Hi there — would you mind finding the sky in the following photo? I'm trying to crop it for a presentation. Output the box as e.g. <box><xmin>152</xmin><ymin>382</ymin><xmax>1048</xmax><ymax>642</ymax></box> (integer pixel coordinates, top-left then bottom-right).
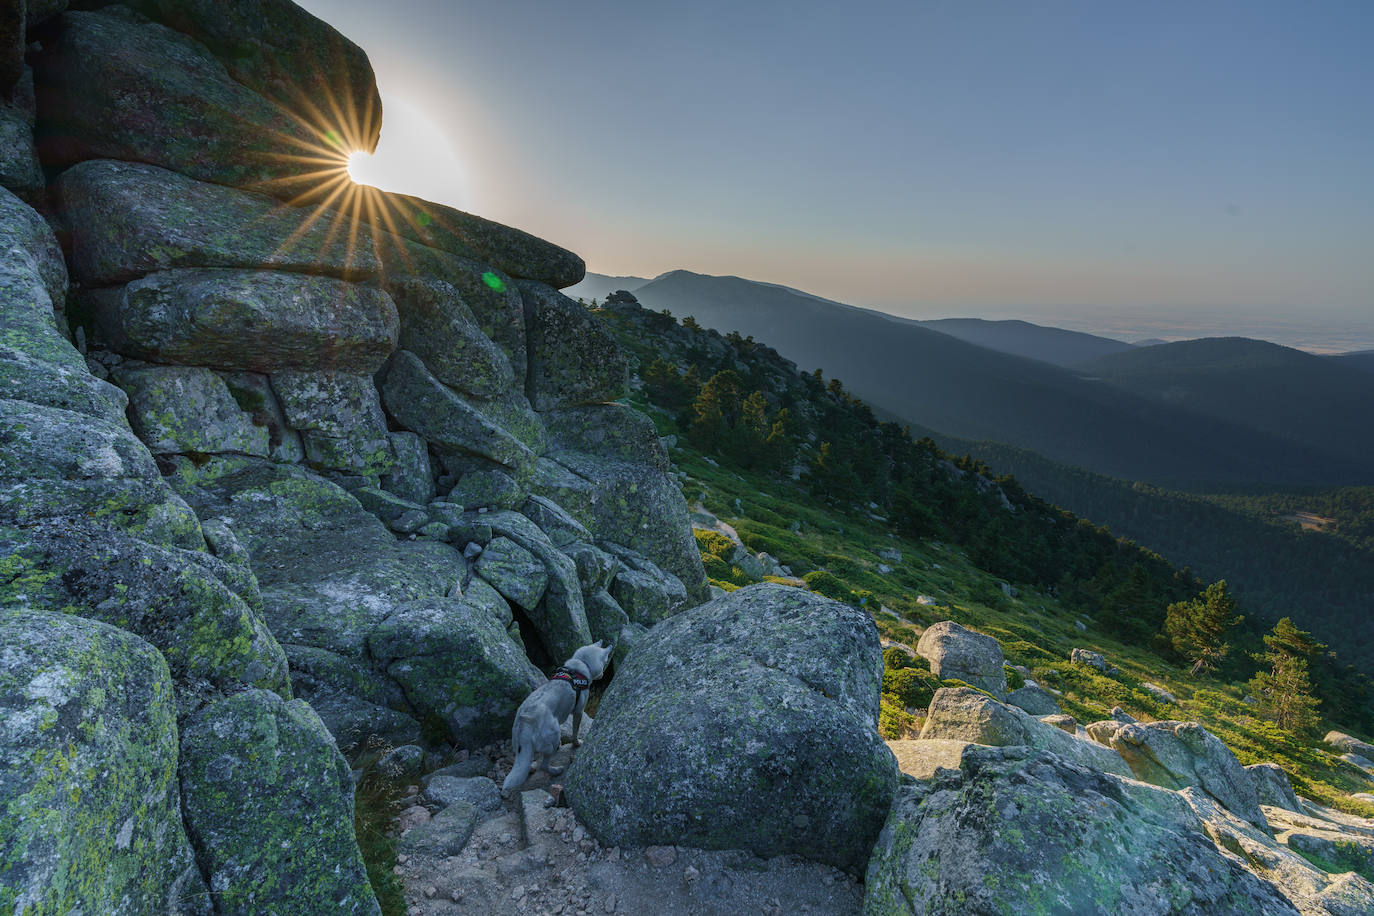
<box><xmin>300</xmin><ymin>1</ymin><xmax>1374</xmax><ymax>351</ymax></box>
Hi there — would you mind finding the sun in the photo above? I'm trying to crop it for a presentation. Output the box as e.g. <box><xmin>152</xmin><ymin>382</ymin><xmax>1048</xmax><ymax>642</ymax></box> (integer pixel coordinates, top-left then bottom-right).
<box><xmin>340</xmin><ymin>95</ymin><xmax>470</xmax><ymax>208</ymax></box>
<box><xmin>346</xmin><ymin>149</ymin><xmax>382</xmax><ymax>188</ymax></box>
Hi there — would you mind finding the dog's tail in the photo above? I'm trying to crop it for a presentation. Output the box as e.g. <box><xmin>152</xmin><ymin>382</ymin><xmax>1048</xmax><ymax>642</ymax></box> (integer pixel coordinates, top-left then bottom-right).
<box><xmin>503</xmin><ymin>734</ymin><xmax>533</xmax><ymax>792</ymax></box>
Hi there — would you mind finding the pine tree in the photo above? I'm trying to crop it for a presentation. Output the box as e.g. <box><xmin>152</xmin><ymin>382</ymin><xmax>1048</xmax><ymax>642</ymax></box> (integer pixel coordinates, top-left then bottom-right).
<box><xmin>688</xmin><ymin>370</ymin><xmax>742</xmax><ymax>451</ymax></box>
<box><xmin>1248</xmin><ymin>617</ymin><xmax>1322</xmax><ymax>736</ymax></box>
<box><xmin>1163</xmin><ymin>580</ymin><xmax>1242</xmax><ymax>675</ymax></box>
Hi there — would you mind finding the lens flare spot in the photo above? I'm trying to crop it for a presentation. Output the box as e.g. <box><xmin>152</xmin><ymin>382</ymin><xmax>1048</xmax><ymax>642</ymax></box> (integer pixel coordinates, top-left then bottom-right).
<box><xmin>482</xmin><ymin>271</ymin><xmax>506</xmax><ymax>292</ymax></box>
<box><xmin>416</xmin><ymin>210</ymin><xmax>432</xmax><ymax>227</ymax></box>
<box><xmin>324</xmin><ymin>129</ymin><xmax>344</xmax><ymax>149</ymax></box>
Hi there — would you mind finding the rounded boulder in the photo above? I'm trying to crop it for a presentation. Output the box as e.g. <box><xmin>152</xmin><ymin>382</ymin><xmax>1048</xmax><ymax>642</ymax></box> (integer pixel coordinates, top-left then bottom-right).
<box><xmin>563</xmin><ymin>583</ymin><xmax>897</xmax><ymax>872</ymax></box>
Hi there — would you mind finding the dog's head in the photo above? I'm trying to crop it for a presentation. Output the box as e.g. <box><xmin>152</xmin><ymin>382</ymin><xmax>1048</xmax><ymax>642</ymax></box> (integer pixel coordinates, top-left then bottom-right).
<box><xmin>571</xmin><ymin>640</ymin><xmax>614</xmax><ymax>680</ymax></box>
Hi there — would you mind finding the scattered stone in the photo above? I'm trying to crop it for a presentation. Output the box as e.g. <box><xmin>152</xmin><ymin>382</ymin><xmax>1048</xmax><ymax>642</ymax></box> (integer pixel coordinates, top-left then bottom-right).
<box><xmin>1071</xmin><ymin>647</ymin><xmax>1109</xmax><ymax>670</ymax></box>
<box><xmin>1142</xmin><ymin>681</ymin><xmax>1179</xmax><ymax>705</ymax></box>
<box><xmin>644</xmin><ymin>846</ymin><xmax>678</xmax><ymax>868</ymax></box>
<box><xmin>915</xmin><ymin>621</ymin><xmax>1006</xmax><ymax>699</ymax></box>
<box><xmin>476</xmin><ymin>536</ymin><xmax>549</xmax><ymax>609</ymax></box>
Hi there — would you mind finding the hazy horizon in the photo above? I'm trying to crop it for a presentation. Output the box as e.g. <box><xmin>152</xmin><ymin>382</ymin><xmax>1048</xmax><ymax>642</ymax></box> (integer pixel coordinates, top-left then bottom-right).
<box><xmin>571</xmin><ymin>267</ymin><xmax>1374</xmax><ymax>355</ymax></box>
<box><xmin>301</xmin><ymin>0</ymin><xmax>1373</xmax><ymax>348</ymax></box>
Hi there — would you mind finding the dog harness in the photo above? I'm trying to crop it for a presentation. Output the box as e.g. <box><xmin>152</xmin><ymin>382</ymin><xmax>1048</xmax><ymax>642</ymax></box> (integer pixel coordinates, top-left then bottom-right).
<box><xmin>551</xmin><ymin>666</ymin><xmax>591</xmax><ymax>693</ymax></box>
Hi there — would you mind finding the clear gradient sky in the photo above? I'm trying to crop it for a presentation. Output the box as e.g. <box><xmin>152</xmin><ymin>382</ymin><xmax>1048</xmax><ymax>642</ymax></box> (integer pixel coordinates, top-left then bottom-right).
<box><xmin>300</xmin><ymin>0</ymin><xmax>1374</xmax><ymax>348</ymax></box>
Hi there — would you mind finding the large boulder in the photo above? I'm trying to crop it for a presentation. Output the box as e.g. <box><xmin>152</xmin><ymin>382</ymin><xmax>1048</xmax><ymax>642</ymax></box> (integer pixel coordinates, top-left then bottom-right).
<box><xmin>0</xmin><ymin>518</ymin><xmax>289</xmax><ymax>704</ymax></box>
<box><xmin>53</xmin><ymin>159</ymin><xmax>445</xmax><ymax>286</ymax></box>
<box><xmin>519</xmin><ymin>280</ymin><xmax>627</xmax><ymax>409</ymax></box>
<box><xmin>378</xmin><ymin>350</ymin><xmax>540</xmax><ymax>476</ymax></box>
<box><xmin>474</xmin><ymin>536</ymin><xmax>548</xmax><ymax>610</ymax></box>
<box><xmin>367</xmin><ymin>597</ymin><xmax>542</xmax><ymax>746</ymax></box>
<box><xmin>178</xmin><ymin>689</ymin><xmax>379</xmax><ymax>915</ymax></box>
<box><xmin>534</xmin><ymin>451</ymin><xmax>708</xmax><ymax>603</ymax></box>
<box><xmin>864</xmin><ymin>745</ymin><xmax>1300</xmax><ymax>916</ymax></box>
<box><xmin>270</xmin><ymin>370</ymin><xmax>393</xmax><ymax>475</ymax></box>
<box><xmin>114</xmin><ymin>0</ymin><xmax>382</xmax><ymax>153</ymax></box>
<box><xmin>919</xmin><ymin>687</ymin><xmax>1132</xmax><ymax>778</ymax></box>
<box><xmin>0</xmin><ymin>609</ymin><xmax>209</xmax><ymax>915</ymax></box>
<box><xmin>1326</xmin><ymin>731</ymin><xmax>1374</xmax><ymax>760</ymax></box>
<box><xmin>178</xmin><ymin>461</ymin><xmax>461</xmax><ymax>658</ymax></box>
<box><xmin>1006</xmin><ymin>682</ymin><xmax>1061</xmax><ymax>716</ymax></box>
<box><xmin>1247</xmin><ymin>762</ymin><xmax>1304</xmax><ymax>814</ymax></box>
<box><xmin>90</xmin><ymin>269</ymin><xmax>399</xmax><ymax>373</ymax></box>
<box><xmin>564</xmin><ymin>584</ymin><xmax>897</xmax><ymax>872</ymax></box>
<box><xmin>115</xmin><ymin>365</ymin><xmax>270</xmax><ymax>457</ymax></box>
<box><xmin>32</xmin><ymin>9</ymin><xmax>331</xmax><ymax>195</ymax></box>
<box><xmin>1086</xmin><ymin>719</ymin><xmax>1266</xmax><ymax>829</ymax></box>
<box><xmin>371</xmin><ymin>194</ymin><xmax>584</xmax><ymax>289</ymax></box>
<box><xmin>0</xmin><ymin>69</ymin><xmax>43</xmax><ymax>199</ymax></box>
<box><xmin>472</xmin><ymin>509</ymin><xmax>591</xmax><ymax>662</ymax></box>
<box><xmin>385</xmin><ymin>275</ymin><xmax>515</xmax><ymax>399</ymax></box>
<box><xmin>915</xmin><ymin>620</ymin><xmax>1007</xmax><ymax>699</ymax></box>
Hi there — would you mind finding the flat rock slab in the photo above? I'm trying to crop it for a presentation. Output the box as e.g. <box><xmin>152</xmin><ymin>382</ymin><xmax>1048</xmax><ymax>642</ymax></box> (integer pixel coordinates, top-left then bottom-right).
<box><xmin>93</xmin><ymin>268</ymin><xmax>398</xmax><ymax>373</ymax></box>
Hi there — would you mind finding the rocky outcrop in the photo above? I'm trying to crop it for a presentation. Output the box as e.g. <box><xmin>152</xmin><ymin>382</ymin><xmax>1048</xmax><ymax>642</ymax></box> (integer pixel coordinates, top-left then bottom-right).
<box><xmin>1</xmin><ymin>609</ymin><xmax>209</xmax><ymax>914</ymax></box>
<box><xmin>915</xmin><ymin>620</ymin><xmax>1006</xmax><ymax>698</ymax></box>
<box><xmin>920</xmin><ymin>686</ymin><xmax>1133</xmax><ymax>778</ymax></box>
<box><xmin>865</xmin><ymin>745</ymin><xmax>1300</xmax><ymax>916</ymax></box>
<box><xmin>179</xmin><ymin>689</ymin><xmax>379</xmax><ymax>915</ymax></box>
<box><xmin>1326</xmin><ymin>731</ymin><xmax>1374</xmax><ymax>760</ymax></box>
<box><xmin>1248</xmin><ymin>762</ymin><xmax>1304</xmax><ymax>814</ymax></box>
<box><xmin>564</xmin><ymin>584</ymin><xmax>897</xmax><ymax>872</ymax></box>
<box><xmin>1086</xmin><ymin>719</ymin><xmax>1266</xmax><ymax>829</ymax></box>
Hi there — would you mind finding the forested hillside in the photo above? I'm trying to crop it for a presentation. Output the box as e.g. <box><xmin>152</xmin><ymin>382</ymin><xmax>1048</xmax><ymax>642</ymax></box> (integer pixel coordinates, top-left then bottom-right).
<box><xmin>950</xmin><ymin>440</ymin><xmax>1374</xmax><ymax>676</ymax></box>
<box><xmin>594</xmin><ymin>294</ymin><xmax>1374</xmax><ymax>737</ymax></box>
<box><xmin>618</xmin><ymin>270</ymin><xmax>1369</xmax><ymax>488</ymax></box>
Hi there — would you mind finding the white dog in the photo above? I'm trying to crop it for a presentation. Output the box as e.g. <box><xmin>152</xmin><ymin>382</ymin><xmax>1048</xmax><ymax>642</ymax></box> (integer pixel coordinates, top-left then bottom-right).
<box><xmin>502</xmin><ymin>641</ymin><xmax>613</xmax><ymax>792</ymax></box>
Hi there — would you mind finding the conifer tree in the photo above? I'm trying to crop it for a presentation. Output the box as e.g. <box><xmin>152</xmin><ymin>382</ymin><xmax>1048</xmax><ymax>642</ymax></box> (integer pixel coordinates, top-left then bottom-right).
<box><xmin>1248</xmin><ymin>617</ymin><xmax>1322</xmax><ymax>736</ymax></box>
<box><xmin>1163</xmin><ymin>580</ymin><xmax>1242</xmax><ymax>675</ymax></box>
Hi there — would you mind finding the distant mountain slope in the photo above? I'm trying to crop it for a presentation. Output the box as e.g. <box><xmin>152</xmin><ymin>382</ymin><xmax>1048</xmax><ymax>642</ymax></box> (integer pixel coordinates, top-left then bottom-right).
<box><xmin>629</xmin><ymin>270</ymin><xmax>1369</xmax><ymax>488</ymax></box>
<box><xmin>1078</xmin><ymin>338</ymin><xmax>1374</xmax><ymax>475</ymax></box>
<box><xmin>1331</xmin><ymin>350</ymin><xmax>1374</xmax><ymax>374</ymax></box>
<box><xmin>913</xmin><ymin>317</ymin><xmax>1134</xmax><ymax>367</ymax></box>
<box><xmin>562</xmin><ymin>272</ymin><xmax>649</xmax><ymax>303</ymax></box>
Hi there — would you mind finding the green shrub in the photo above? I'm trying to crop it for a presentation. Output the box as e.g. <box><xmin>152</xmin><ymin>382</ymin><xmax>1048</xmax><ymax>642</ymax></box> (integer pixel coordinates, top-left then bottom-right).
<box><xmin>883</xmin><ymin>647</ymin><xmax>913</xmax><ymax>670</ymax></box>
<box><xmin>803</xmin><ymin>570</ymin><xmax>855</xmax><ymax>604</ymax></box>
<box><xmin>693</xmin><ymin>528</ymin><xmax>736</xmax><ymax>559</ymax></box>
<box><xmin>884</xmin><ymin>667</ymin><xmax>942</xmax><ymax>709</ymax></box>
<box><xmin>879</xmin><ymin>694</ymin><xmax>919</xmax><ymax>739</ymax></box>
<box><xmin>1004</xmin><ymin>664</ymin><xmax>1026</xmax><ymax>691</ymax></box>
<box><xmin>708</xmin><ymin>578</ymin><xmax>740</xmax><ymax>592</ymax></box>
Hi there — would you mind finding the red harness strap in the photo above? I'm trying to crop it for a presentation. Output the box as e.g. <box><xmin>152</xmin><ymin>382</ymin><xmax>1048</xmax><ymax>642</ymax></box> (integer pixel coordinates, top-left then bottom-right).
<box><xmin>551</xmin><ymin>666</ymin><xmax>591</xmax><ymax>692</ymax></box>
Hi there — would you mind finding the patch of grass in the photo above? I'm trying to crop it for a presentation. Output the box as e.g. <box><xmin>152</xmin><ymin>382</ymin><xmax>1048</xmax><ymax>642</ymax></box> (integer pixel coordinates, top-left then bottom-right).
<box><xmin>352</xmin><ymin>746</ymin><xmax>408</xmax><ymax>916</ymax></box>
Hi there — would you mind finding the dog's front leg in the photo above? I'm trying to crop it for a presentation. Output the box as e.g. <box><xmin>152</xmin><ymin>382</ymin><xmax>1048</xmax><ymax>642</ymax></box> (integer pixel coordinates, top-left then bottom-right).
<box><xmin>571</xmin><ymin>695</ymin><xmax>586</xmax><ymax>747</ymax></box>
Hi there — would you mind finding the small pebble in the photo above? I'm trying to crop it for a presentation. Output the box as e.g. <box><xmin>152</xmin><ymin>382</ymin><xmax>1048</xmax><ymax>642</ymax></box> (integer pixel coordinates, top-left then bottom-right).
<box><xmin>423</xmin><ymin>885</ymin><xmax>436</xmax><ymax>899</ymax></box>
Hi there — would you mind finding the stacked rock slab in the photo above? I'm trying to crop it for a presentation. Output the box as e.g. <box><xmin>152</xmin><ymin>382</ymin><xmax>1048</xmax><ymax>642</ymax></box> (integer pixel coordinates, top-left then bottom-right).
<box><xmin>5</xmin><ymin>0</ymin><xmax>711</xmax><ymax>910</ymax></box>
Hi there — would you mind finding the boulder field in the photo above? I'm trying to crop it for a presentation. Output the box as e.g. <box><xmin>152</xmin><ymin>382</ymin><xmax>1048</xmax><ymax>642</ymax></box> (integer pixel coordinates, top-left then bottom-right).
<box><xmin>6</xmin><ymin>2</ymin><xmax>1374</xmax><ymax>915</ymax></box>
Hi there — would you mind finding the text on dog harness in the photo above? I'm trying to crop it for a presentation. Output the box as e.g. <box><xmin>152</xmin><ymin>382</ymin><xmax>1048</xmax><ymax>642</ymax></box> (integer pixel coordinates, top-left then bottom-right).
<box><xmin>551</xmin><ymin>666</ymin><xmax>591</xmax><ymax>693</ymax></box>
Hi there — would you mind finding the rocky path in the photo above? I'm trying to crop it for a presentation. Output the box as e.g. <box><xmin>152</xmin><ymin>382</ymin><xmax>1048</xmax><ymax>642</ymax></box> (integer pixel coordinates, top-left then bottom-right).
<box><xmin>389</xmin><ymin>739</ymin><xmax>864</xmax><ymax>916</ymax></box>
